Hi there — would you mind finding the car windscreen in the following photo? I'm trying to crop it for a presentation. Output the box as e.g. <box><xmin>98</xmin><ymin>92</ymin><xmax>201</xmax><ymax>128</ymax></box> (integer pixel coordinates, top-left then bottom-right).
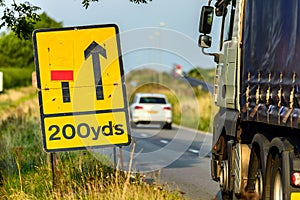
<box><xmin>139</xmin><ymin>97</ymin><xmax>166</xmax><ymax>104</ymax></box>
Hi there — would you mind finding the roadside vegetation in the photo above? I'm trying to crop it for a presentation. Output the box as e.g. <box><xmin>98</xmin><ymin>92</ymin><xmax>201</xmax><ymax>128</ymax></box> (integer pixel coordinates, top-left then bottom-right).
<box><xmin>0</xmin><ymin>68</ymin><xmax>215</xmax><ymax>199</ymax></box>
<box><xmin>0</xmin><ymin>13</ymin><xmax>63</xmax><ymax>90</ymax></box>
<box><xmin>0</xmin><ymin>11</ymin><xmax>215</xmax><ymax>199</ymax></box>
<box><xmin>0</xmin><ymin>88</ymin><xmax>183</xmax><ymax>199</ymax></box>
<box><xmin>187</xmin><ymin>67</ymin><xmax>215</xmax><ymax>84</ymax></box>
<box><xmin>126</xmin><ymin>68</ymin><xmax>217</xmax><ymax>132</ymax></box>
<box><xmin>0</xmin><ymin>70</ymin><xmax>215</xmax><ymax>199</ymax></box>
<box><xmin>0</xmin><ymin>68</ymin><xmax>33</xmax><ymax>89</ymax></box>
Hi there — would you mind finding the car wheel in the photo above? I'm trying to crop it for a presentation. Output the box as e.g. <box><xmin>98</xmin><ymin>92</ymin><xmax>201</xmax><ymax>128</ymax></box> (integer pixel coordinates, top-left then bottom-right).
<box><xmin>131</xmin><ymin>121</ymin><xmax>137</xmax><ymax>128</ymax></box>
<box><xmin>163</xmin><ymin>123</ymin><xmax>172</xmax><ymax>129</ymax></box>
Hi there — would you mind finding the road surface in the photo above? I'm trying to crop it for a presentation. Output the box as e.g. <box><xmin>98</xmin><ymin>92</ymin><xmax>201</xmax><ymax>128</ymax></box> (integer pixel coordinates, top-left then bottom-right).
<box><xmin>96</xmin><ymin>124</ymin><xmax>219</xmax><ymax>200</ymax></box>
<box><xmin>182</xmin><ymin>76</ymin><xmax>214</xmax><ymax>93</ymax></box>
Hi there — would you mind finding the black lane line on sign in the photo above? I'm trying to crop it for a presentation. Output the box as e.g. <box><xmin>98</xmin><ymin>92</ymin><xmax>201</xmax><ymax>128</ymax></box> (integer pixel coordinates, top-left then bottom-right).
<box><xmin>42</xmin><ymin>108</ymin><xmax>126</xmax><ymax>118</ymax></box>
<box><xmin>84</xmin><ymin>41</ymin><xmax>107</xmax><ymax>100</ymax></box>
<box><xmin>61</xmin><ymin>82</ymin><xmax>71</xmax><ymax>103</ymax></box>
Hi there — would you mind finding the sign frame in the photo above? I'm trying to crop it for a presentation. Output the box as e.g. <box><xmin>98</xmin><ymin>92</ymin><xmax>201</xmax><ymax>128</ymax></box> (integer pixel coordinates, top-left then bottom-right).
<box><xmin>33</xmin><ymin>24</ymin><xmax>131</xmax><ymax>152</ymax></box>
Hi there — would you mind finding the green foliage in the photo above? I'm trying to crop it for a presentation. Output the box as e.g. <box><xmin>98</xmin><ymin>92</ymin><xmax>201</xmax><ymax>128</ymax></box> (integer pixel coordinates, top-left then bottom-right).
<box><xmin>0</xmin><ymin>34</ymin><xmax>34</xmax><ymax>69</ymax></box>
<box><xmin>0</xmin><ymin>0</ymin><xmax>151</xmax><ymax>40</ymax></box>
<box><xmin>0</xmin><ymin>13</ymin><xmax>63</xmax><ymax>90</ymax></box>
<box><xmin>187</xmin><ymin>67</ymin><xmax>215</xmax><ymax>84</ymax></box>
<box><xmin>0</xmin><ymin>12</ymin><xmax>62</xmax><ymax>72</ymax></box>
<box><xmin>0</xmin><ymin>1</ymin><xmax>40</xmax><ymax>40</ymax></box>
<box><xmin>34</xmin><ymin>12</ymin><xmax>63</xmax><ymax>30</ymax></box>
<box><xmin>82</xmin><ymin>0</ymin><xmax>99</xmax><ymax>9</ymax></box>
<box><xmin>129</xmin><ymin>0</ymin><xmax>152</xmax><ymax>4</ymax></box>
<box><xmin>0</xmin><ymin>114</ymin><xmax>44</xmax><ymax>188</ymax></box>
<box><xmin>0</xmin><ymin>67</ymin><xmax>33</xmax><ymax>89</ymax></box>
<box><xmin>198</xmin><ymin>116</ymin><xmax>211</xmax><ymax>132</ymax></box>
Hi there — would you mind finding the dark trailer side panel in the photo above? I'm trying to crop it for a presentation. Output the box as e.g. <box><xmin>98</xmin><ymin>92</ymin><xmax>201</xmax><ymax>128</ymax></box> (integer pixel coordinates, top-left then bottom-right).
<box><xmin>242</xmin><ymin>0</ymin><xmax>300</xmax><ymax>128</ymax></box>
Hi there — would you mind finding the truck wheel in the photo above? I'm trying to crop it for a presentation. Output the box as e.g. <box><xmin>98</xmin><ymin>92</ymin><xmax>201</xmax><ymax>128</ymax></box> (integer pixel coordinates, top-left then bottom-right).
<box><xmin>219</xmin><ymin>160</ymin><xmax>239</xmax><ymax>199</ymax></box>
<box><xmin>215</xmin><ymin>190</ymin><xmax>232</xmax><ymax>200</ymax></box>
<box><xmin>255</xmin><ymin>169</ymin><xmax>263</xmax><ymax>199</ymax></box>
<box><xmin>216</xmin><ymin>190</ymin><xmax>233</xmax><ymax>200</ymax></box>
<box><xmin>219</xmin><ymin>192</ymin><xmax>231</xmax><ymax>200</ymax></box>
<box><xmin>220</xmin><ymin>160</ymin><xmax>229</xmax><ymax>192</ymax></box>
<box><xmin>218</xmin><ymin>191</ymin><xmax>239</xmax><ymax>200</ymax></box>
<box><xmin>270</xmin><ymin>154</ymin><xmax>283</xmax><ymax>200</ymax></box>
<box><xmin>247</xmin><ymin>146</ymin><xmax>263</xmax><ymax>199</ymax></box>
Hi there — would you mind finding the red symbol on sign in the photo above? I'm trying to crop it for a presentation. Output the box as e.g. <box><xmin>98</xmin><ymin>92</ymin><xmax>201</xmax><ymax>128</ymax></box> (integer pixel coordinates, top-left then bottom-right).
<box><xmin>51</xmin><ymin>70</ymin><xmax>74</xmax><ymax>81</ymax></box>
<box><xmin>51</xmin><ymin>70</ymin><xmax>74</xmax><ymax>103</ymax></box>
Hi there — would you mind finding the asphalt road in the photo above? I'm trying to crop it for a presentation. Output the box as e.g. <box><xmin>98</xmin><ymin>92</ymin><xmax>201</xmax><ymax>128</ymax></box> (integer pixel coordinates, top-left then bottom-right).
<box><xmin>183</xmin><ymin>76</ymin><xmax>214</xmax><ymax>93</ymax></box>
<box><xmin>96</xmin><ymin>124</ymin><xmax>219</xmax><ymax>200</ymax></box>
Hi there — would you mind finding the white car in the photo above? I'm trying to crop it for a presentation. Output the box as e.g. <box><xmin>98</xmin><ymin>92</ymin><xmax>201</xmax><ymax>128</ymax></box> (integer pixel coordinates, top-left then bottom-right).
<box><xmin>130</xmin><ymin>93</ymin><xmax>172</xmax><ymax>129</ymax></box>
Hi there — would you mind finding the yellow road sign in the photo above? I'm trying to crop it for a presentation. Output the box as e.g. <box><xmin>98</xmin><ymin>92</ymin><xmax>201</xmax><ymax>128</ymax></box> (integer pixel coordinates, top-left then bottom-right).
<box><xmin>33</xmin><ymin>24</ymin><xmax>131</xmax><ymax>152</ymax></box>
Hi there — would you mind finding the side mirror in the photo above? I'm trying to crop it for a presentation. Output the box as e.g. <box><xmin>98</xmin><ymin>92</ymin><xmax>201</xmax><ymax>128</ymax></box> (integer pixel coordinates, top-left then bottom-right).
<box><xmin>198</xmin><ymin>35</ymin><xmax>212</xmax><ymax>48</ymax></box>
<box><xmin>199</xmin><ymin>6</ymin><xmax>214</xmax><ymax>34</ymax></box>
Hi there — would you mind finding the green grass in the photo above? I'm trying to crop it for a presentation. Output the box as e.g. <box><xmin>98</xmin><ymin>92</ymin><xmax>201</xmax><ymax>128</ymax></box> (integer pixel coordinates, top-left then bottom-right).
<box><xmin>0</xmin><ymin>87</ymin><xmax>37</xmax><ymax>114</ymax></box>
<box><xmin>0</xmin><ymin>66</ymin><xmax>217</xmax><ymax>198</ymax></box>
<box><xmin>0</xmin><ymin>112</ymin><xmax>184</xmax><ymax>199</ymax></box>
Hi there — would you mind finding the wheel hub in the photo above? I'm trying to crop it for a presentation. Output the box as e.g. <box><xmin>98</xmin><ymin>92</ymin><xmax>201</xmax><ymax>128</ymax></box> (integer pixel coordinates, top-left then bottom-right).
<box><xmin>255</xmin><ymin>169</ymin><xmax>263</xmax><ymax>199</ymax></box>
<box><xmin>273</xmin><ymin>169</ymin><xmax>283</xmax><ymax>200</ymax></box>
<box><xmin>220</xmin><ymin>160</ymin><xmax>229</xmax><ymax>192</ymax></box>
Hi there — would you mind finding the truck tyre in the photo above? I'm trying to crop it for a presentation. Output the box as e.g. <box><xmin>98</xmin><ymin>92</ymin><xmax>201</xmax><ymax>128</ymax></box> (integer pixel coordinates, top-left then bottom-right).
<box><xmin>270</xmin><ymin>154</ymin><xmax>283</xmax><ymax>200</ymax></box>
<box><xmin>220</xmin><ymin>160</ymin><xmax>229</xmax><ymax>192</ymax></box>
<box><xmin>220</xmin><ymin>192</ymin><xmax>239</xmax><ymax>200</ymax></box>
<box><xmin>254</xmin><ymin>169</ymin><xmax>263</xmax><ymax>200</ymax></box>
<box><xmin>215</xmin><ymin>190</ymin><xmax>232</xmax><ymax>200</ymax></box>
<box><xmin>220</xmin><ymin>192</ymin><xmax>231</xmax><ymax>200</ymax></box>
<box><xmin>216</xmin><ymin>191</ymin><xmax>232</xmax><ymax>200</ymax></box>
<box><xmin>246</xmin><ymin>145</ymin><xmax>263</xmax><ymax>199</ymax></box>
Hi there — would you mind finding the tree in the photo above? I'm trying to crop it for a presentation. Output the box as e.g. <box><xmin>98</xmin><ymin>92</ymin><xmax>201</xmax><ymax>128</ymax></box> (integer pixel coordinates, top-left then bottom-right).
<box><xmin>0</xmin><ymin>1</ymin><xmax>40</xmax><ymax>40</ymax></box>
<box><xmin>0</xmin><ymin>0</ymin><xmax>152</xmax><ymax>40</ymax></box>
<box><xmin>0</xmin><ymin>12</ymin><xmax>63</xmax><ymax>69</ymax></box>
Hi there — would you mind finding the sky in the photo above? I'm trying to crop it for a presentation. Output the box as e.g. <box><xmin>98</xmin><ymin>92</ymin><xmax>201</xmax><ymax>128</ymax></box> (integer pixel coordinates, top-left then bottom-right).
<box><xmin>26</xmin><ymin>0</ymin><xmax>218</xmax><ymax>73</ymax></box>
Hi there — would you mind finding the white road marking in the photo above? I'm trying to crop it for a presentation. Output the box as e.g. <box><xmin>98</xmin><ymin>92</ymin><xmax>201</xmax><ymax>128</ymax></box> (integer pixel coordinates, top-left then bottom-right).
<box><xmin>188</xmin><ymin>149</ymin><xmax>199</xmax><ymax>154</ymax></box>
<box><xmin>140</xmin><ymin>133</ymin><xmax>148</xmax><ymax>138</ymax></box>
<box><xmin>160</xmin><ymin>139</ymin><xmax>169</xmax><ymax>144</ymax></box>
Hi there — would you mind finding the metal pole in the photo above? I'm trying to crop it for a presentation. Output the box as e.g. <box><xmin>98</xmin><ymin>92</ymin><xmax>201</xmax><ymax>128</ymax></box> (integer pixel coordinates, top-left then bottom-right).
<box><xmin>119</xmin><ymin>147</ymin><xmax>124</xmax><ymax>172</ymax></box>
<box><xmin>113</xmin><ymin>147</ymin><xmax>117</xmax><ymax>170</ymax></box>
<box><xmin>50</xmin><ymin>152</ymin><xmax>58</xmax><ymax>188</ymax></box>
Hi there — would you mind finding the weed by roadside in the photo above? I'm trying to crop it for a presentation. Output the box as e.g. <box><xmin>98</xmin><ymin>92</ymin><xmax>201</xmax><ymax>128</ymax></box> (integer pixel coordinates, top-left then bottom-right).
<box><xmin>0</xmin><ymin>112</ymin><xmax>184</xmax><ymax>200</ymax></box>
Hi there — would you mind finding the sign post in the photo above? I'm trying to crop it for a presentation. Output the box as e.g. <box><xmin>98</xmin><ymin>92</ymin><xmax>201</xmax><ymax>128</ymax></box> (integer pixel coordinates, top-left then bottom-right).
<box><xmin>33</xmin><ymin>24</ymin><xmax>131</xmax><ymax>152</ymax></box>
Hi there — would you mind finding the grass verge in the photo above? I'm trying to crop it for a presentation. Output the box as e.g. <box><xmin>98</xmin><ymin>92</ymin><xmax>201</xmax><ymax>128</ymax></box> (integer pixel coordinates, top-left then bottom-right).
<box><xmin>0</xmin><ymin>111</ymin><xmax>184</xmax><ymax>199</ymax></box>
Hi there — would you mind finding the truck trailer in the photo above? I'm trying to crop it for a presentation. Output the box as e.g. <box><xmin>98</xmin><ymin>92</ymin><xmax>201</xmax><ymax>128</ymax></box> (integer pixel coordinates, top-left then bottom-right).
<box><xmin>199</xmin><ymin>0</ymin><xmax>300</xmax><ymax>199</ymax></box>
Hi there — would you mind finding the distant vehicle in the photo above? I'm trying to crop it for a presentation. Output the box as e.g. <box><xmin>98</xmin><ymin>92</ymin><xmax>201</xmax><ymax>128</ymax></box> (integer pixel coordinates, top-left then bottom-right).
<box><xmin>130</xmin><ymin>93</ymin><xmax>172</xmax><ymax>129</ymax></box>
<box><xmin>172</xmin><ymin>64</ymin><xmax>183</xmax><ymax>77</ymax></box>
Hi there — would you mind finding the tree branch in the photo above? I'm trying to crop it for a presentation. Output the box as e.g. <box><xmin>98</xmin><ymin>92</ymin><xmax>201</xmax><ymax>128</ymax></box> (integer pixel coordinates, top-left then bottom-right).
<box><xmin>0</xmin><ymin>0</ymin><xmax>153</xmax><ymax>40</ymax></box>
<box><xmin>129</xmin><ymin>0</ymin><xmax>152</xmax><ymax>4</ymax></box>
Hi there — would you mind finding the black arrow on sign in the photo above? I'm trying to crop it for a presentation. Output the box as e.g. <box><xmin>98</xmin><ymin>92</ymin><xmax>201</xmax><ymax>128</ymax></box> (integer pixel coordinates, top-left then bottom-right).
<box><xmin>84</xmin><ymin>41</ymin><xmax>107</xmax><ymax>100</ymax></box>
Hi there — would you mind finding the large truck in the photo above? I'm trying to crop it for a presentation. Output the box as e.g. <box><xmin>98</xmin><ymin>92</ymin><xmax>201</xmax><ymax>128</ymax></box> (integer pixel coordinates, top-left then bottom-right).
<box><xmin>199</xmin><ymin>0</ymin><xmax>300</xmax><ymax>199</ymax></box>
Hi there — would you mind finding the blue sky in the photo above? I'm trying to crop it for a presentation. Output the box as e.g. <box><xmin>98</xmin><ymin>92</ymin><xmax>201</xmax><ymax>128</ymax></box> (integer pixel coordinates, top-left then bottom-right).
<box><xmin>28</xmin><ymin>0</ymin><xmax>217</xmax><ymax>73</ymax></box>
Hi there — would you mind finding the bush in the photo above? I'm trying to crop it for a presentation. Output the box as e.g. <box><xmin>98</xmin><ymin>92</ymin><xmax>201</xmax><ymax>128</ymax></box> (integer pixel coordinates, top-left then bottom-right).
<box><xmin>0</xmin><ymin>67</ymin><xmax>33</xmax><ymax>90</ymax></box>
